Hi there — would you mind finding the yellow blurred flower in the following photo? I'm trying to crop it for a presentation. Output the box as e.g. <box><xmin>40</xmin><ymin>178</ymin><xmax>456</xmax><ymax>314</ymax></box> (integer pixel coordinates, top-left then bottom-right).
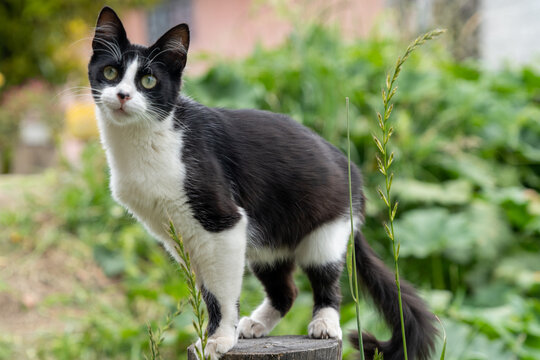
<box><xmin>65</xmin><ymin>102</ymin><xmax>98</xmax><ymax>139</ymax></box>
<box><xmin>0</xmin><ymin>72</ymin><xmax>5</xmax><ymax>88</ymax></box>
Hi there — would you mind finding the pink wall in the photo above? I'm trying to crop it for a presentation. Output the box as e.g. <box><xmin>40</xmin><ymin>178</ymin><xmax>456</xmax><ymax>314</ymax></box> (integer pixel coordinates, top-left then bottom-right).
<box><xmin>75</xmin><ymin>2</ymin><xmax>383</xmax><ymax>82</ymax></box>
<box><xmin>123</xmin><ymin>0</ymin><xmax>383</xmax><ymax>73</ymax></box>
<box><xmin>190</xmin><ymin>0</ymin><xmax>383</xmax><ymax>57</ymax></box>
<box><xmin>122</xmin><ymin>10</ymin><xmax>148</xmax><ymax>45</ymax></box>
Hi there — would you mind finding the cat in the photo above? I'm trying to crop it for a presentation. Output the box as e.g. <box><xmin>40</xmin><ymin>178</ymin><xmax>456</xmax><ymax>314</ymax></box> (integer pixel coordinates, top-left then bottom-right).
<box><xmin>88</xmin><ymin>6</ymin><xmax>437</xmax><ymax>360</ymax></box>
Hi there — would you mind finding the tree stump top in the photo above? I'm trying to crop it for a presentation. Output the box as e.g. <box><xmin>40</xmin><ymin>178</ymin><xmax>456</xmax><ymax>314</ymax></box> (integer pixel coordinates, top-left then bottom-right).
<box><xmin>187</xmin><ymin>335</ymin><xmax>342</xmax><ymax>359</ymax></box>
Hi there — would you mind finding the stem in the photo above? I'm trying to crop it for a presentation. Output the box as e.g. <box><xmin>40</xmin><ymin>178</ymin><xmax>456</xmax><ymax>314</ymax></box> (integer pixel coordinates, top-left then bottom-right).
<box><xmin>346</xmin><ymin>97</ymin><xmax>365</xmax><ymax>360</ymax></box>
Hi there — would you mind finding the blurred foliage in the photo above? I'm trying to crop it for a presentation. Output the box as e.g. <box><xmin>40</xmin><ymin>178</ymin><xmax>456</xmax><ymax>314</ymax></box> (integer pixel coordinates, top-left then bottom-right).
<box><xmin>1</xmin><ymin>23</ymin><xmax>539</xmax><ymax>360</ymax></box>
<box><xmin>0</xmin><ymin>0</ymin><xmax>157</xmax><ymax>91</ymax></box>
<box><xmin>0</xmin><ymin>81</ymin><xmax>63</xmax><ymax>173</ymax></box>
<box><xmin>188</xmin><ymin>23</ymin><xmax>540</xmax><ymax>359</ymax></box>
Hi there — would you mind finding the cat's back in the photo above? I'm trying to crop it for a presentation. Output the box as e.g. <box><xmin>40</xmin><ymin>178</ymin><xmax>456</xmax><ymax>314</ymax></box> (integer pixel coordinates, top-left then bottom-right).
<box><xmin>174</xmin><ymin>99</ymin><xmax>363</xmax><ymax>246</ymax></box>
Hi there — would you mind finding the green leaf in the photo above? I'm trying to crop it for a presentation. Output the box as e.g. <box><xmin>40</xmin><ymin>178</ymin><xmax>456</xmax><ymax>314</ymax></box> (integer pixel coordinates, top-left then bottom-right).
<box><xmin>384</xmin><ymin>222</ymin><xmax>393</xmax><ymax>240</ymax></box>
<box><xmin>376</xmin><ymin>155</ymin><xmax>386</xmax><ymax>175</ymax></box>
<box><xmin>394</xmin><ymin>201</ymin><xmax>511</xmax><ymax>262</ymax></box>
<box><xmin>392</xmin><ymin>179</ymin><xmax>473</xmax><ymax>205</ymax></box>
<box><xmin>388</xmin><ymin>86</ymin><xmax>398</xmax><ymax>102</ymax></box>
<box><xmin>377</xmin><ymin>187</ymin><xmax>390</xmax><ymax>207</ymax></box>
<box><xmin>387</xmin><ymin>151</ymin><xmax>394</xmax><ymax>168</ymax></box>
<box><xmin>373</xmin><ymin>135</ymin><xmax>384</xmax><ymax>154</ymax></box>
<box><xmin>437</xmin><ymin>319</ymin><xmax>513</xmax><ymax>360</ymax></box>
<box><xmin>377</xmin><ymin>112</ymin><xmax>384</xmax><ymax>130</ymax></box>
<box><xmin>391</xmin><ymin>201</ymin><xmax>399</xmax><ymax>220</ymax></box>
<box><xmin>387</xmin><ymin>126</ymin><xmax>394</xmax><ymax>139</ymax></box>
<box><xmin>385</xmin><ymin>104</ymin><xmax>394</xmax><ymax>120</ymax></box>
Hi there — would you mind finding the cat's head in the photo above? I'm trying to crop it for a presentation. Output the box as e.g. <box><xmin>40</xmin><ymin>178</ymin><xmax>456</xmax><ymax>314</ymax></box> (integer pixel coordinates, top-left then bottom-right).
<box><xmin>88</xmin><ymin>7</ymin><xmax>189</xmax><ymax>126</ymax></box>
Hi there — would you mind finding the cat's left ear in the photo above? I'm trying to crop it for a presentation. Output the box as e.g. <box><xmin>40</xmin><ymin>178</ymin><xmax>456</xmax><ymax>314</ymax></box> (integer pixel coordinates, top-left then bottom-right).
<box><xmin>149</xmin><ymin>24</ymin><xmax>190</xmax><ymax>72</ymax></box>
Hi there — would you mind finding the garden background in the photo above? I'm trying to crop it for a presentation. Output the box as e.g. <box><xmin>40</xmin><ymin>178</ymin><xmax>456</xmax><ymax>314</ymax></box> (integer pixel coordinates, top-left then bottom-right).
<box><xmin>0</xmin><ymin>1</ymin><xmax>539</xmax><ymax>359</ymax></box>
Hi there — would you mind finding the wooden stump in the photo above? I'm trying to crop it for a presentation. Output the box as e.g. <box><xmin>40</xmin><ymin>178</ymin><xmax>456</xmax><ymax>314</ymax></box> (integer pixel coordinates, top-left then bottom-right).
<box><xmin>187</xmin><ymin>335</ymin><xmax>342</xmax><ymax>359</ymax></box>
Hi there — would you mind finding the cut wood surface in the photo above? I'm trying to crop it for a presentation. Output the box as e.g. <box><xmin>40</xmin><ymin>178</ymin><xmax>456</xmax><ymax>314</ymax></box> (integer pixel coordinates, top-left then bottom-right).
<box><xmin>187</xmin><ymin>335</ymin><xmax>342</xmax><ymax>359</ymax></box>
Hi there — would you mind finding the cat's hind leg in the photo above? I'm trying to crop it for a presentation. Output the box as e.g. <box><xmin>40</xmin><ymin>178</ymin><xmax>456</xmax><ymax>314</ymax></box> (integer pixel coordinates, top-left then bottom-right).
<box><xmin>302</xmin><ymin>262</ymin><xmax>344</xmax><ymax>339</ymax></box>
<box><xmin>296</xmin><ymin>218</ymin><xmax>350</xmax><ymax>340</ymax></box>
<box><xmin>237</xmin><ymin>259</ymin><xmax>297</xmax><ymax>338</ymax></box>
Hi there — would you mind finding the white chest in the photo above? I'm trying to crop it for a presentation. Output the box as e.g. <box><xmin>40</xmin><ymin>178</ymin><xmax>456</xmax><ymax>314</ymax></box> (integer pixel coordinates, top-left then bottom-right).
<box><xmin>97</xmin><ymin>112</ymin><xmax>195</xmax><ymax>254</ymax></box>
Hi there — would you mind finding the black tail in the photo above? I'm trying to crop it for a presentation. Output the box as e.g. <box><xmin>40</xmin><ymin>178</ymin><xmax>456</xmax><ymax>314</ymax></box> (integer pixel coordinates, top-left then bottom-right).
<box><xmin>349</xmin><ymin>231</ymin><xmax>438</xmax><ymax>360</ymax></box>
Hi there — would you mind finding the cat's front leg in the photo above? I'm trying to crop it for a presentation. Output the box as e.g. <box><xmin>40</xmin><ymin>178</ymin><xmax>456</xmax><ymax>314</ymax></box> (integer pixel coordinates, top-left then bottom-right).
<box><xmin>189</xmin><ymin>214</ymin><xmax>248</xmax><ymax>360</ymax></box>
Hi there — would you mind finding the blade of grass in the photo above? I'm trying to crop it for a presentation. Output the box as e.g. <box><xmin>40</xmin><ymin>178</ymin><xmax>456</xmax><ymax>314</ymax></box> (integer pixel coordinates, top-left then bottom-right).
<box><xmin>346</xmin><ymin>97</ymin><xmax>365</xmax><ymax>360</ymax></box>
<box><xmin>436</xmin><ymin>316</ymin><xmax>447</xmax><ymax>360</ymax></box>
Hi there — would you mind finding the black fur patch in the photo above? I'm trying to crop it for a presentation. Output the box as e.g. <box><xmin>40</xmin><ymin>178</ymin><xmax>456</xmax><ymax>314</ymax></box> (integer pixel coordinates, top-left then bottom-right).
<box><xmin>250</xmin><ymin>260</ymin><xmax>298</xmax><ymax>317</ymax></box>
<box><xmin>303</xmin><ymin>262</ymin><xmax>344</xmax><ymax>314</ymax></box>
<box><xmin>174</xmin><ymin>97</ymin><xmax>365</xmax><ymax>239</ymax></box>
<box><xmin>201</xmin><ymin>285</ymin><xmax>221</xmax><ymax>337</ymax></box>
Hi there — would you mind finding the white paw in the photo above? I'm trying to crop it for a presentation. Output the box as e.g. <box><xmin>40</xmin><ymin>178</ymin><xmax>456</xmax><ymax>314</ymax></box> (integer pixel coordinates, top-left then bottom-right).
<box><xmin>195</xmin><ymin>335</ymin><xmax>236</xmax><ymax>360</ymax></box>
<box><xmin>308</xmin><ymin>317</ymin><xmax>342</xmax><ymax>340</ymax></box>
<box><xmin>237</xmin><ymin>316</ymin><xmax>270</xmax><ymax>338</ymax></box>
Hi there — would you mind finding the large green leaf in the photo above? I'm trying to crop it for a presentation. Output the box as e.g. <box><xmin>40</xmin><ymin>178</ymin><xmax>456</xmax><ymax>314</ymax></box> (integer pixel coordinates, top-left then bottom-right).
<box><xmin>395</xmin><ymin>201</ymin><xmax>511</xmax><ymax>263</ymax></box>
<box><xmin>393</xmin><ymin>179</ymin><xmax>472</xmax><ymax>205</ymax></box>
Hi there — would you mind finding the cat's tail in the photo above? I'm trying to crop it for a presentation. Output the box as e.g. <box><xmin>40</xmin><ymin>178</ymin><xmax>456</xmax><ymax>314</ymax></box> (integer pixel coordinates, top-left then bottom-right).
<box><xmin>349</xmin><ymin>231</ymin><xmax>438</xmax><ymax>360</ymax></box>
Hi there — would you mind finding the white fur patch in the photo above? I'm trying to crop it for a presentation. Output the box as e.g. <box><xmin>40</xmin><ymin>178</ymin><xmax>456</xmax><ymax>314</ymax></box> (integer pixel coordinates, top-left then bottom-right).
<box><xmin>247</xmin><ymin>217</ymin><xmax>357</xmax><ymax>268</ymax></box>
<box><xmin>116</xmin><ymin>59</ymin><xmax>138</xmax><ymax>96</ymax></box>
<box><xmin>195</xmin><ymin>335</ymin><xmax>236</xmax><ymax>360</ymax></box>
<box><xmin>97</xmin><ymin>109</ymin><xmax>188</xmax><ymax>261</ymax></box>
<box><xmin>237</xmin><ymin>298</ymin><xmax>281</xmax><ymax>338</ymax></box>
<box><xmin>246</xmin><ymin>246</ymin><xmax>292</xmax><ymax>266</ymax></box>
<box><xmin>308</xmin><ymin>307</ymin><xmax>342</xmax><ymax>339</ymax></box>
<box><xmin>295</xmin><ymin>217</ymin><xmax>352</xmax><ymax>267</ymax></box>
<box><xmin>99</xmin><ymin>58</ymin><xmax>149</xmax><ymax>125</ymax></box>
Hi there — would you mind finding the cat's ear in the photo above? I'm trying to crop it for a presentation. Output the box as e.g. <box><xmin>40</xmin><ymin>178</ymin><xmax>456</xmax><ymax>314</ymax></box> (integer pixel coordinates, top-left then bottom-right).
<box><xmin>149</xmin><ymin>24</ymin><xmax>190</xmax><ymax>72</ymax></box>
<box><xmin>92</xmin><ymin>6</ymin><xmax>129</xmax><ymax>52</ymax></box>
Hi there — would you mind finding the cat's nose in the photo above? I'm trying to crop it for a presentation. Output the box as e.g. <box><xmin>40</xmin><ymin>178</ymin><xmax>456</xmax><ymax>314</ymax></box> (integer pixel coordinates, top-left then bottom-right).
<box><xmin>117</xmin><ymin>91</ymin><xmax>131</xmax><ymax>103</ymax></box>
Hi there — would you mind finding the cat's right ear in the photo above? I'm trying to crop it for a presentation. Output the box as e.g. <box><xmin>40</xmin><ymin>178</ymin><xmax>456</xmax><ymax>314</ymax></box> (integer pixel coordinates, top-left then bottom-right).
<box><xmin>92</xmin><ymin>6</ymin><xmax>129</xmax><ymax>53</ymax></box>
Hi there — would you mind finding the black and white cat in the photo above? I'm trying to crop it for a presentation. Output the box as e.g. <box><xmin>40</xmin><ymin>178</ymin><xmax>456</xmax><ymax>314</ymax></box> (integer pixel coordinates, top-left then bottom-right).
<box><xmin>88</xmin><ymin>7</ymin><xmax>437</xmax><ymax>360</ymax></box>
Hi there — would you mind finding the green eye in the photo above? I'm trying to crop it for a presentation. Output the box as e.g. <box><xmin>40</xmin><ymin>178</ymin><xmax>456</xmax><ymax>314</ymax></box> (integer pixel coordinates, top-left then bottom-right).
<box><xmin>103</xmin><ymin>66</ymin><xmax>118</xmax><ymax>80</ymax></box>
<box><xmin>141</xmin><ymin>74</ymin><xmax>157</xmax><ymax>89</ymax></box>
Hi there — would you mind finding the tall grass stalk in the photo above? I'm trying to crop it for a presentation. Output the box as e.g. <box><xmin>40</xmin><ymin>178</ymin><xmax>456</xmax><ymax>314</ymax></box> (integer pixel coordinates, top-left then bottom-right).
<box><xmin>345</xmin><ymin>97</ymin><xmax>365</xmax><ymax>360</ymax></box>
<box><xmin>169</xmin><ymin>221</ymin><xmax>208</xmax><ymax>360</ymax></box>
<box><xmin>373</xmin><ymin>29</ymin><xmax>445</xmax><ymax>360</ymax></box>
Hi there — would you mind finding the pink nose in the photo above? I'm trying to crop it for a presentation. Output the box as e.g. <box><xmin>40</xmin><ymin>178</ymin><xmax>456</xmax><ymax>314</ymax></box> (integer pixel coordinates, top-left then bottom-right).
<box><xmin>117</xmin><ymin>91</ymin><xmax>131</xmax><ymax>104</ymax></box>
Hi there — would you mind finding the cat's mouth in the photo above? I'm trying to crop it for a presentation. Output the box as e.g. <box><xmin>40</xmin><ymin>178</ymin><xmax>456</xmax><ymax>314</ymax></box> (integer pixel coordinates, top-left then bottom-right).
<box><xmin>113</xmin><ymin>107</ymin><xmax>129</xmax><ymax>116</ymax></box>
